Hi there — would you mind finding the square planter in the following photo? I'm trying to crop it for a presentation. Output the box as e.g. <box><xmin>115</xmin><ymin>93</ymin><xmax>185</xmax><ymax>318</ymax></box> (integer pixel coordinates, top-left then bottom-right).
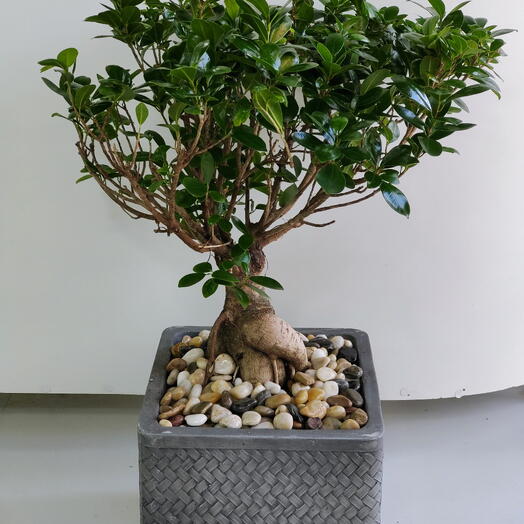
<box><xmin>138</xmin><ymin>326</ymin><xmax>384</xmax><ymax>524</ymax></box>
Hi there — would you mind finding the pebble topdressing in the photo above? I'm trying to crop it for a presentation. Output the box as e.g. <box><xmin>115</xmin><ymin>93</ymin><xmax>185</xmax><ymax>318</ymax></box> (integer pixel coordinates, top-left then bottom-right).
<box><xmin>158</xmin><ymin>331</ymin><xmax>368</xmax><ymax>430</ymax></box>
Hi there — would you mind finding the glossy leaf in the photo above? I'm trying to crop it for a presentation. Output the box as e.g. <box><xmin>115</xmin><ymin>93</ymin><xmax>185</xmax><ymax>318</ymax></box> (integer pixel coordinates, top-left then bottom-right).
<box><xmin>316</xmin><ymin>164</ymin><xmax>345</xmax><ymax>194</ymax></box>
<box><xmin>232</xmin><ymin>126</ymin><xmax>267</xmax><ymax>152</ymax></box>
<box><xmin>57</xmin><ymin>48</ymin><xmax>78</xmax><ymax>68</ymax></box>
<box><xmin>202</xmin><ymin>278</ymin><xmax>219</xmax><ymax>297</ymax></box>
<box><xmin>381</xmin><ymin>183</ymin><xmax>410</xmax><ymax>217</ymax></box>
<box><xmin>418</xmin><ymin>136</ymin><xmax>443</xmax><ymax>156</ymax></box>
<box><xmin>178</xmin><ymin>273</ymin><xmax>205</xmax><ymax>287</ymax></box>
<box><xmin>250</xmin><ymin>275</ymin><xmax>284</xmax><ymax>290</ymax></box>
<box><xmin>135</xmin><ymin>102</ymin><xmax>149</xmax><ymax>125</ymax></box>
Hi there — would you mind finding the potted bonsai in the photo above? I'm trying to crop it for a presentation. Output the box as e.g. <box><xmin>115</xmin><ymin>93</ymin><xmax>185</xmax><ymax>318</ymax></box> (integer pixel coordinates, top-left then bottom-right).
<box><xmin>40</xmin><ymin>0</ymin><xmax>509</xmax><ymax>521</ymax></box>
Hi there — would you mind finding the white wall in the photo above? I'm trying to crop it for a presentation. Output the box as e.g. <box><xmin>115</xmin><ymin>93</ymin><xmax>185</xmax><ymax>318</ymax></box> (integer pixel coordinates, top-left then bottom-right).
<box><xmin>1</xmin><ymin>0</ymin><xmax>522</xmax><ymax>398</ymax></box>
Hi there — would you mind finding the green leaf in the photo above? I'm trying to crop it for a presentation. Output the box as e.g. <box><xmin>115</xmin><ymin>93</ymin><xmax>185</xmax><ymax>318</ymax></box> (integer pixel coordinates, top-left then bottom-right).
<box><xmin>178</xmin><ymin>273</ymin><xmax>205</xmax><ymax>288</ymax></box>
<box><xmin>292</xmin><ymin>131</ymin><xmax>323</xmax><ymax>150</ymax></box>
<box><xmin>193</xmin><ymin>262</ymin><xmax>212</xmax><ymax>273</ymax></box>
<box><xmin>200</xmin><ymin>152</ymin><xmax>215</xmax><ymax>183</ymax></box>
<box><xmin>315</xmin><ymin>145</ymin><xmax>342</xmax><ymax>162</ymax></box>
<box><xmin>233</xmin><ymin>287</ymin><xmax>250</xmax><ymax>308</ymax></box>
<box><xmin>232</xmin><ymin>126</ymin><xmax>267</xmax><ymax>152</ymax></box>
<box><xmin>394</xmin><ymin>77</ymin><xmax>432</xmax><ymax>111</ymax></box>
<box><xmin>135</xmin><ymin>103</ymin><xmax>149</xmax><ymax>125</ymax></box>
<box><xmin>233</xmin><ymin>98</ymin><xmax>251</xmax><ymax>126</ymax></box>
<box><xmin>57</xmin><ymin>48</ymin><xmax>78</xmax><ymax>68</ymax></box>
<box><xmin>361</xmin><ymin>69</ymin><xmax>390</xmax><ymax>94</ymax></box>
<box><xmin>231</xmin><ymin>215</ymin><xmax>249</xmax><ymax>234</ymax></box>
<box><xmin>394</xmin><ymin>105</ymin><xmax>425</xmax><ymax>129</ymax></box>
<box><xmin>238</xmin><ymin>234</ymin><xmax>253</xmax><ymax>250</ymax></box>
<box><xmin>75</xmin><ymin>174</ymin><xmax>93</xmax><ymax>184</ymax></box>
<box><xmin>202</xmin><ymin>278</ymin><xmax>219</xmax><ymax>298</ymax></box>
<box><xmin>212</xmin><ymin>269</ymin><xmax>238</xmax><ymax>284</ymax></box>
<box><xmin>316</xmin><ymin>43</ymin><xmax>333</xmax><ymax>64</ymax></box>
<box><xmin>452</xmin><ymin>84</ymin><xmax>490</xmax><ymax>99</ymax></box>
<box><xmin>225</xmin><ymin>0</ymin><xmax>240</xmax><ymax>18</ymax></box>
<box><xmin>381</xmin><ymin>183</ymin><xmax>410</xmax><ymax>217</ymax></box>
<box><xmin>418</xmin><ymin>136</ymin><xmax>443</xmax><ymax>156</ymax></box>
<box><xmin>278</xmin><ymin>184</ymin><xmax>298</xmax><ymax>207</ymax></box>
<box><xmin>250</xmin><ymin>275</ymin><xmax>284</xmax><ymax>290</ymax></box>
<box><xmin>74</xmin><ymin>85</ymin><xmax>95</xmax><ymax>109</ymax></box>
<box><xmin>428</xmin><ymin>0</ymin><xmax>445</xmax><ymax>17</ymax></box>
<box><xmin>382</xmin><ymin>145</ymin><xmax>413</xmax><ymax>167</ymax></box>
<box><xmin>252</xmin><ymin>86</ymin><xmax>284</xmax><ymax>136</ymax></box>
<box><xmin>316</xmin><ymin>164</ymin><xmax>346</xmax><ymax>194</ymax></box>
<box><xmin>41</xmin><ymin>77</ymin><xmax>66</xmax><ymax>96</ymax></box>
<box><xmin>182</xmin><ymin>177</ymin><xmax>207</xmax><ymax>198</ymax></box>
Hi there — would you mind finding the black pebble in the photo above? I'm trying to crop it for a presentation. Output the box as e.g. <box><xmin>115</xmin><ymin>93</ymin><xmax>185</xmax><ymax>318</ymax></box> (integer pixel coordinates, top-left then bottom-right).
<box><xmin>345</xmin><ymin>365</ymin><xmax>363</xmax><ymax>379</ymax></box>
<box><xmin>220</xmin><ymin>391</ymin><xmax>233</xmax><ymax>409</ymax></box>
<box><xmin>254</xmin><ymin>389</ymin><xmax>271</xmax><ymax>405</ymax></box>
<box><xmin>344</xmin><ymin>389</ymin><xmax>364</xmax><ymax>408</ymax></box>
<box><xmin>339</xmin><ymin>346</ymin><xmax>358</xmax><ymax>363</ymax></box>
<box><xmin>231</xmin><ymin>397</ymin><xmax>258</xmax><ymax>414</ymax></box>
<box><xmin>287</xmin><ymin>403</ymin><xmax>305</xmax><ymax>424</ymax></box>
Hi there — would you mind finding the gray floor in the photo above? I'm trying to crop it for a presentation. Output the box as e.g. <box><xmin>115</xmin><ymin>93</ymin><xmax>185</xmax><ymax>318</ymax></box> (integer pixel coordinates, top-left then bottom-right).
<box><xmin>0</xmin><ymin>388</ymin><xmax>523</xmax><ymax>524</ymax></box>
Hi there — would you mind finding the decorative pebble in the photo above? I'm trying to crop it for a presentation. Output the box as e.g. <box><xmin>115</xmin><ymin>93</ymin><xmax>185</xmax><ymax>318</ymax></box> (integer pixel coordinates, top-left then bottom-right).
<box><xmin>230</xmin><ymin>382</ymin><xmax>253</xmax><ymax>400</ymax></box>
<box><xmin>294</xmin><ymin>389</ymin><xmax>309</xmax><ymax>405</ymax></box>
<box><xmin>326</xmin><ymin>395</ymin><xmax>352</xmax><ymax>409</ymax></box>
<box><xmin>330</xmin><ymin>336</ymin><xmax>345</xmax><ymax>350</ymax></box>
<box><xmin>350</xmin><ymin>408</ymin><xmax>368</xmax><ymax>426</ymax></box>
<box><xmin>322</xmin><ymin>381</ymin><xmax>339</xmax><ymax>398</ymax></box>
<box><xmin>273</xmin><ymin>413</ymin><xmax>293</xmax><ymax>430</ymax></box>
<box><xmin>264</xmin><ymin>381</ymin><xmax>281</xmax><ymax>395</ymax></box>
<box><xmin>170</xmin><ymin>414</ymin><xmax>185</xmax><ymax>427</ymax></box>
<box><xmin>183</xmin><ymin>398</ymin><xmax>200</xmax><ymax>415</ymax></box>
<box><xmin>322</xmin><ymin>417</ymin><xmax>342</xmax><ymax>430</ymax></box>
<box><xmin>345</xmin><ymin>389</ymin><xmax>364</xmax><ymax>408</ymax></box>
<box><xmin>159</xmin><ymin>419</ymin><xmax>172</xmax><ymax>427</ymax></box>
<box><xmin>166</xmin><ymin>358</ymin><xmax>187</xmax><ymax>372</ymax></box>
<box><xmin>308</xmin><ymin>388</ymin><xmax>325</xmax><ymax>401</ymax></box>
<box><xmin>190</xmin><ymin>369</ymin><xmax>205</xmax><ymax>385</ymax></box>
<box><xmin>231</xmin><ymin>397</ymin><xmax>258</xmax><ymax>414</ymax></box>
<box><xmin>341</xmin><ymin>419</ymin><xmax>360</xmax><ymax>430</ymax></box>
<box><xmin>198</xmin><ymin>329</ymin><xmax>210</xmax><ymax>341</ymax></box>
<box><xmin>287</xmin><ymin>403</ymin><xmax>304</xmax><ymax>423</ymax></box>
<box><xmin>214</xmin><ymin>354</ymin><xmax>236</xmax><ymax>375</ymax></box>
<box><xmin>189</xmin><ymin>384</ymin><xmax>202</xmax><ymax>399</ymax></box>
<box><xmin>242</xmin><ymin>411</ymin><xmax>262</xmax><ymax>426</ymax></box>
<box><xmin>311</xmin><ymin>348</ymin><xmax>328</xmax><ymax>361</ymax></box>
<box><xmin>326</xmin><ymin>405</ymin><xmax>346</xmax><ymax>419</ymax></box>
<box><xmin>291</xmin><ymin>382</ymin><xmax>309</xmax><ymax>396</ymax></box>
<box><xmin>210</xmin><ymin>380</ymin><xmax>231</xmax><ymax>395</ymax></box>
<box><xmin>191</xmin><ymin>401</ymin><xmax>213</xmax><ymax>415</ymax></box>
<box><xmin>275</xmin><ymin>405</ymin><xmax>288</xmax><ymax>415</ymax></box>
<box><xmin>177</xmin><ymin>370</ymin><xmax>190</xmax><ymax>386</ymax></box>
<box><xmin>253</xmin><ymin>421</ymin><xmax>274</xmax><ymax>429</ymax></box>
<box><xmin>166</xmin><ymin>369</ymin><xmax>180</xmax><ymax>386</ymax></box>
<box><xmin>251</xmin><ymin>384</ymin><xmax>266</xmax><ymax>398</ymax></box>
<box><xmin>196</xmin><ymin>357</ymin><xmax>208</xmax><ymax>370</ymax></box>
<box><xmin>254</xmin><ymin>405</ymin><xmax>274</xmax><ymax>417</ymax></box>
<box><xmin>339</xmin><ymin>346</ymin><xmax>358</xmax><ymax>363</ymax></box>
<box><xmin>294</xmin><ymin>371</ymin><xmax>315</xmax><ymax>386</ymax></box>
<box><xmin>200</xmin><ymin>391</ymin><xmax>222</xmax><ymax>404</ymax></box>
<box><xmin>210</xmin><ymin>404</ymin><xmax>231</xmax><ymax>423</ymax></box>
<box><xmin>185</xmin><ymin>414</ymin><xmax>207</xmax><ymax>426</ymax></box>
<box><xmin>219</xmin><ymin>414</ymin><xmax>242</xmax><ymax>428</ymax></box>
<box><xmin>346</xmin><ymin>365</ymin><xmax>363</xmax><ymax>379</ymax></box>
<box><xmin>220</xmin><ymin>391</ymin><xmax>233</xmax><ymax>409</ymax></box>
<box><xmin>316</xmin><ymin>367</ymin><xmax>337</xmax><ymax>382</ymax></box>
<box><xmin>182</xmin><ymin>348</ymin><xmax>204</xmax><ymax>365</ymax></box>
<box><xmin>210</xmin><ymin>374</ymin><xmax>232</xmax><ymax>382</ymax></box>
<box><xmin>300</xmin><ymin>400</ymin><xmax>327</xmax><ymax>419</ymax></box>
<box><xmin>233</xmin><ymin>377</ymin><xmax>243</xmax><ymax>386</ymax></box>
<box><xmin>265</xmin><ymin>393</ymin><xmax>291</xmax><ymax>409</ymax></box>
<box><xmin>305</xmin><ymin>417</ymin><xmax>323</xmax><ymax>429</ymax></box>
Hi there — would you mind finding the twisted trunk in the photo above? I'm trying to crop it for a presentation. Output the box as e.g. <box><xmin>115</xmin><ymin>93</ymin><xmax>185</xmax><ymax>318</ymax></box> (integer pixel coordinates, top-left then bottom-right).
<box><xmin>207</xmin><ymin>247</ymin><xmax>308</xmax><ymax>385</ymax></box>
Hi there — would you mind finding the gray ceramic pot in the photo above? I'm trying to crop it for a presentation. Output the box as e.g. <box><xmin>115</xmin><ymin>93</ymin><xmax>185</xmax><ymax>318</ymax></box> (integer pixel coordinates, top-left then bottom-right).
<box><xmin>138</xmin><ymin>326</ymin><xmax>383</xmax><ymax>524</ymax></box>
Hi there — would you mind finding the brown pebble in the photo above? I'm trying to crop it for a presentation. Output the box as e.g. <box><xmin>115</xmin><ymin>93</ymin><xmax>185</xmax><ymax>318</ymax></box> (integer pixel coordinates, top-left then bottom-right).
<box><xmin>292</xmin><ymin>421</ymin><xmax>303</xmax><ymax>429</ymax></box>
<box><xmin>326</xmin><ymin>395</ymin><xmax>352</xmax><ymax>409</ymax></box>
<box><xmin>341</xmin><ymin>419</ymin><xmax>360</xmax><ymax>430</ymax></box>
<box><xmin>254</xmin><ymin>405</ymin><xmax>274</xmax><ymax>417</ymax></box>
<box><xmin>300</xmin><ymin>400</ymin><xmax>327</xmax><ymax>419</ymax></box>
<box><xmin>190</xmin><ymin>401</ymin><xmax>213</xmax><ymax>415</ymax></box>
<box><xmin>158</xmin><ymin>403</ymin><xmax>185</xmax><ymax>419</ymax></box>
<box><xmin>170</xmin><ymin>415</ymin><xmax>184</xmax><ymax>427</ymax></box>
<box><xmin>159</xmin><ymin>404</ymin><xmax>173</xmax><ymax>414</ymax></box>
<box><xmin>307</xmin><ymin>388</ymin><xmax>325</xmax><ymax>401</ymax></box>
<box><xmin>160</xmin><ymin>388</ymin><xmax>175</xmax><ymax>406</ymax></box>
<box><xmin>200</xmin><ymin>391</ymin><xmax>222</xmax><ymax>403</ymax></box>
<box><xmin>265</xmin><ymin>393</ymin><xmax>292</xmax><ymax>409</ymax></box>
<box><xmin>166</xmin><ymin>358</ymin><xmax>187</xmax><ymax>372</ymax></box>
<box><xmin>220</xmin><ymin>391</ymin><xmax>233</xmax><ymax>409</ymax></box>
<box><xmin>293</xmin><ymin>389</ymin><xmax>309</xmax><ymax>405</ymax></box>
<box><xmin>294</xmin><ymin>372</ymin><xmax>315</xmax><ymax>386</ymax></box>
<box><xmin>171</xmin><ymin>387</ymin><xmax>186</xmax><ymax>402</ymax></box>
<box><xmin>306</xmin><ymin>417</ymin><xmax>323</xmax><ymax>429</ymax></box>
<box><xmin>350</xmin><ymin>408</ymin><xmax>368</xmax><ymax>426</ymax></box>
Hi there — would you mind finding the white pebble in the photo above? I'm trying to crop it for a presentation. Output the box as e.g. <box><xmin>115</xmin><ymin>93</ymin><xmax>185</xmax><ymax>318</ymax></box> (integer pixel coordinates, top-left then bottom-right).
<box><xmin>291</xmin><ymin>382</ymin><xmax>310</xmax><ymax>396</ymax></box>
<box><xmin>316</xmin><ymin>367</ymin><xmax>337</xmax><ymax>382</ymax></box>
<box><xmin>253</xmin><ymin>421</ymin><xmax>274</xmax><ymax>429</ymax></box>
<box><xmin>315</xmin><ymin>334</ymin><xmax>327</xmax><ymax>339</ymax></box>
<box><xmin>336</xmin><ymin>373</ymin><xmax>345</xmax><ymax>380</ymax></box>
<box><xmin>234</xmin><ymin>377</ymin><xmax>243</xmax><ymax>386</ymax></box>
<box><xmin>159</xmin><ymin>419</ymin><xmax>172</xmax><ymax>427</ymax></box>
<box><xmin>219</xmin><ymin>414</ymin><xmax>242</xmax><ymax>428</ymax></box>
<box><xmin>273</xmin><ymin>413</ymin><xmax>293</xmax><ymax>430</ymax></box>
<box><xmin>210</xmin><ymin>380</ymin><xmax>231</xmax><ymax>394</ymax></box>
<box><xmin>323</xmin><ymin>381</ymin><xmax>339</xmax><ymax>398</ymax></box>
<box><xmin>312</xmin><ymin>356</ymin><xmax>330</xmax><ymax>370</ymax></box>
<box><xmin>166</xmin><ymin>369</ymin><xmax>179</xmax><ymax>386</ymax></box>
<box><xmin>182</xmin><ymin>348</ymin><xmax>204</xmax><ymax>365</ymax></box>
<box><xmin>264</xmin><ymin>381</ymin><xmax>281</xmax><ymax>395</ymax></box>
<box><xmin>344</xmin><ymin>339</ymin><xmax>353</xmax><ymax>347</ymax></box>
<box><xmin>182</xmin><ymin>335</ymin><xmax>191</xmax><ymax>344</ymax></box>
<box><xmin>230</xmin><ymin>382</ymin><xmax>253</xmax><ymax>400</ymax></box>
<box><xmin>210</xmin><ymin>404</ymin><xmax>231</xmax><ymax>423</ymax></box>
<box><xmin>198</xmin><ymin>329</ymin><xmax>210</xmax><ymax>341</ymax></box>
<box><xmin>185</xmin><ymin>414</ymin><xmax>207</xmax><ymax>426</ymax></box>
<box><xmin>311</xmin><ymin>348</ymin><xmax>328</xmax><ymax>360</ymax></box>
<box><xmin>251</xmin><ymin>384</ymin><xmax>266</xmax><ymax>398</ymax></box>
<box><xmin>189</xmin><ymin>384</ymin><xmax>202</xmax><ymax>399</ymax></box>
<box><xmin>330</xmin><ymin>336</ymin><xmax>345</xmax><ymax>350</ymax></box>
<box><xmin>214</xmin><ymin>354</ymin><xmax>236</xmax><ymax>375</ymax></box>
<box><xmin>177</xmin><ymin>370</ymin><xmax>190</xmax><ymax>386</ymax></box>
<box><xmin>179</xmin><ymin>379</ymin><xmax>192</xmax><ymax>395</ymax></box>
<box><xmin>305</xmin><ymin>369</ymin><xmax>317</xmax><ymax>377</ymax></box>
<box><xmin>314</xmin><ymin>380</ymin><xmax>324</xmax><ymax>389</ymax></box>
<box><xmin>242</xmin><ymin>411</ymin><xmax>262</xmax><ymax>426</ymax></box>
<box><xmin>196</xmin><ymin>357</ymin><xmax>208</xmax><ymax>370</ymax></box>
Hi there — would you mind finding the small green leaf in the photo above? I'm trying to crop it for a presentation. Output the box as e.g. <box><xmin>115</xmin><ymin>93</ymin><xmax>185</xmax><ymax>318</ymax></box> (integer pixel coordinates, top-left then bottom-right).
<box><xmin>178</xmin><ymin>273</ymin><xmax>205</xmax><ymax>287</ymax></box>
<box><xmin>316</xmin><ymin>43</ymin><xmax>333</xmax><ymax>64</ymax></box>
<box><xmin>202</xmin><ymin>278</ymin><xmax>219</xmax><ymax>297</ymax></box>
<box><xmin>238</xmin><ymin>234</ymin><xmax>253</xmax><ymax>250</ymax></box>
<box><xmin>232</xmin><ymin>126</ymin><xmax>267</xmax><ymax>152</ymax></box>
<box><xmin>418</xmin><ymin>136</ymin><xmax>443</xmax><ymax>156</ymax></box>
<box><xmin>292</xmin><ymin>131</ymin><xmax>323</xmax><ymax>151</ymax></box>
<box><xmin>193</xmin><ymin>262</ymin><xmax>212</xmax><ymax>273</ymax></box>
<box><xmin>250</xmin><ymin>275</ymin><xmax>284</xmax><ymax>290</ymax></box>
<box><xmin>278</xmin><ymin>184</ymin><xmax>298</xmax><ymax>207</ymax></box>
<box><xmin>361</xmin><ymin>69</ymin><xmax>390</xmax><ymax>94</ymax></box>
<box><xmin>316</xmin><ymin>164</ymin><xmax>346</xmax><ymax>194</ymax></box>
<box><xmin>75</xmin><ymin>174</ymin><xmax>93</xmax><ymax>184</ymax></box>
<box><xmin>315</xmin><ymin>145</ymin><xmax>342</xmax><ymax>162</ymax></box>
<box><xmin>57</xmin><ymin>48</ymin><xmax>78</xmax><ymax>68</ymax></box>
<box><xmin>382</xmin><ymin>145</ymin><xmax>414</xmax><ymax>167</ymax></box>
<box><xmin>381</xmin><ymin>183</ymin><xmax>410</xmax><ymax>217</ymax></box>
<box><xmin>394</xmin><ymin>105</ymin><xmax>425</xmax><ymax>129</ymax></box>
<box><xmin>135</xmin><ymin>103</ymin><xmax>149</xmax><ymax>125</ymax></box>
<box><xmin>233</xmin><ymin>287</ymin><xmax>250</xmax><ymax>308</ymax></box>
<box><xmin>200</xmin><ymin>152</ymin><xmax>215</xmax><ymax>183</ymax></box>
<box><xmin>428</xmin><ymin>0</ymin><xmax>445</xmax><ymax>17</ymax></box>
<box><xmin>182</xmin><ymin>177</ymin><xmax>207</xmax><ymax>198</ymax></box>
<box><xmin>452</xmin><ymin>84</ymin><xmax>490</xmax><ymax>99</ymax></box>
<box><xmin>212</xmin><ymin>269</ymin><xmax>238</xmax><ymax>284</ymax></box>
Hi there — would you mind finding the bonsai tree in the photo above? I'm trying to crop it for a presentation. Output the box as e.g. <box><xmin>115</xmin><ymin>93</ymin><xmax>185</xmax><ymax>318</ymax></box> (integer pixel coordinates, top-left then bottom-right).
<box><xmin>40</xmin><ymin>0</ymin><xmax>509</xmax><ymax>384</ymax></box>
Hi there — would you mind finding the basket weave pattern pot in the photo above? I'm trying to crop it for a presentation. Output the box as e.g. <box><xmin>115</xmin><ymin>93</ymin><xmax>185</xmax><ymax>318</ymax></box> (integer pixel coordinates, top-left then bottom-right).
<box><xmin>138</xmin><ymin>327</ymin><xmax>384</xmax><ymax>524</ymax></box>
